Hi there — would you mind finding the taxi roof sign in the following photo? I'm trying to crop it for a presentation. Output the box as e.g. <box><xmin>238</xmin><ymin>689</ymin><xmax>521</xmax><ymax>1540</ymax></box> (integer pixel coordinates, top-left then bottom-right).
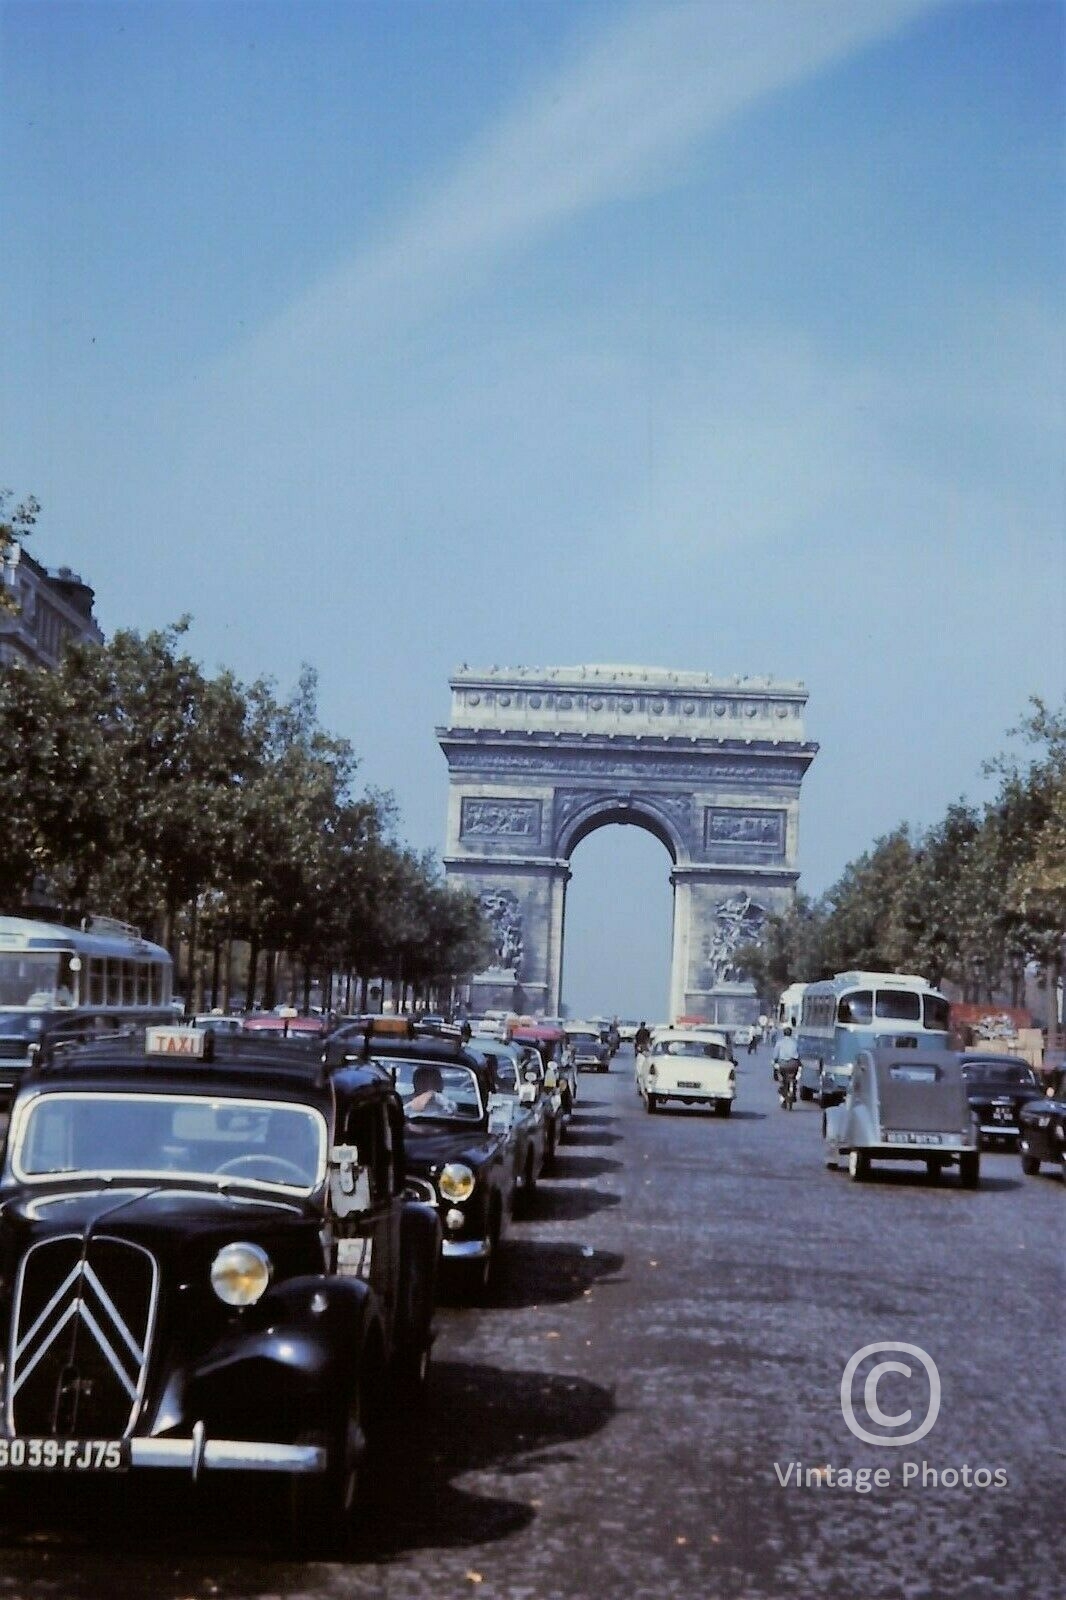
<box><xmin>146</xmin><ymin>1026</ymin><xmax>211</xmax><ymax>1061</ymax></box>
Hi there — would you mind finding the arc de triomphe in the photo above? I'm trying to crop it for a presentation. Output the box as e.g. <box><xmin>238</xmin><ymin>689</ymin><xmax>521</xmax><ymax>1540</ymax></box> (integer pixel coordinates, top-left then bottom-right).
<box><xmin>438</xmin><ymin>665</ymin><xmax>817</xmax><ymax>1023</ymax></box>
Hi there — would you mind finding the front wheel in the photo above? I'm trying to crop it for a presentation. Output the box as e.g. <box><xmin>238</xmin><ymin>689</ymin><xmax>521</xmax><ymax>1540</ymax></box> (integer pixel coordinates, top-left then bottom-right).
<box><xmin>285</xmin><ymin>1379</ymin><xmax>367</xmax><ymax>1556</ymax></box>
<box><xmin>1020</xmin><ymin>1150</ymin><xmax>1041</xmax><ymax>1176</ymax></box>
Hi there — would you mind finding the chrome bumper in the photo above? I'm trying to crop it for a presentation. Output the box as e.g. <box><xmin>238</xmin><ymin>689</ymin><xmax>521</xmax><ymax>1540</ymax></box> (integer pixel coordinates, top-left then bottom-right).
<box><xmin>131</xmin><ymin>1436</ymin><xmax>326</xmax><ymax>1474</ymax></box>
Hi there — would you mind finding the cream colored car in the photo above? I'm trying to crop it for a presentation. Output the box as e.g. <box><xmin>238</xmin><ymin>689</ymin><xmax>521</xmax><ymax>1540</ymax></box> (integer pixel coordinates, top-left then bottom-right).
<box><xmin>636</xmin><ymin>1029</ymin><xmax>737</xmax><ymax>1116</ymax></box>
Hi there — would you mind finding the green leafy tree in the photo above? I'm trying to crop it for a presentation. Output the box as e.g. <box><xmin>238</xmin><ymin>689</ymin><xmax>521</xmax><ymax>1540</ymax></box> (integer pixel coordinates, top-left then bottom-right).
<box><xmin>0</xmin><ymin>490</ymin><xmax>39</xmax><ymax>616</ymax></box>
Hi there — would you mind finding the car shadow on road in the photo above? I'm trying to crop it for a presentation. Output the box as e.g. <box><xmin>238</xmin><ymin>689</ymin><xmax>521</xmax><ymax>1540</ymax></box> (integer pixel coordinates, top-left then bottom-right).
<box><xmin>491</xmin><ymin>1239</ymin><xmax>625</xmax><ymax>1308</ymax></box>
<box><xmin>548</xmin><ymin>1151</ymin><xmax>622</xmax><ymax>1181</ymax></box>
<box><xmin>354</xmin><ymin>1359</ymin><xmax>618</xmax><ymax>1561</ymax></box>
<box><xmin>521</xmin><ymin>1182</ymin><xmax>622</xmax><ymax>1225</ymax></box>
<box><xmin>0</xmin><ymin>1364</ymin><xmax>617</xmax><ymax>1585</ymax></box>
<box><xmin>830</xmin><ymin>1168</ymin><xmax>1025</xmax><ymax>1192</ymax></box>
<box><xmin>563</xmin><ymin>1126</ymin><xmax>622</xmax><ymax>1146</ymax></box>
<box><xmin>649</xmin><ymin>1107</ymin><xmax>767</xmax><ymax>1122</ymax></box>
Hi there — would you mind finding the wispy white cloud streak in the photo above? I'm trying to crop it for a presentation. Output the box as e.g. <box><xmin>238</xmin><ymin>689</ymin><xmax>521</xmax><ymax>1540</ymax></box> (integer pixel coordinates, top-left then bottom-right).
<box><xmin>239</xmin><ymin>0</ymin><xmax>938</xmax><ymax>365</ymax></box>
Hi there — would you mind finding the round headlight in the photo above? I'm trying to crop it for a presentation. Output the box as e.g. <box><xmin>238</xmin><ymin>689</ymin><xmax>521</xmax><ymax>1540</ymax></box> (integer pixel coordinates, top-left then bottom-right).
<box><xmin>211</xmin><ymin>1242</ymin><xmax>272</xmax><ymax>1306</ymax></box>
<box><xmin>438</xmin><ymin>1162</ymin><xmax>475</xmax><ymax>1202</ymax></box>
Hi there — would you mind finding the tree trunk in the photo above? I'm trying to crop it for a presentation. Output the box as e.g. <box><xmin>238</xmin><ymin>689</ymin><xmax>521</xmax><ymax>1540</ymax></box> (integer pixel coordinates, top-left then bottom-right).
<box><xmin>210</xmin><ymin>942</ymin><xmax>221</xmax><ymax>1011</ymax></box>
<box><xmin>221</xmin><ymin>938</ymin><xmax>233</xmax><ymax>1014</ymax></box>
<box><xmin>187</xmin><ymin>896</ymin><xmax>200</xmax><ymax>1012</ymax></box>
<box><xmin>262</xmin><ymin>949</ymin><xmax>277</xmax><ymax>1011</ymax></box>
<box><xmin>302</xmin><ymin>964</ymin><xmax>312</xmax><ymax>1014</ymax></box>
<box><xmin>245</xmin><ymin>935</ymin><xmax>260</xmax><ymax>1012</ymax></box>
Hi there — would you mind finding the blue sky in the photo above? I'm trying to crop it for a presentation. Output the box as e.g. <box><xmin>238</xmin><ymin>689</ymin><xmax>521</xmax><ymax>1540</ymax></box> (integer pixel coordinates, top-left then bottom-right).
<box><xmin>2</xmin><ymin>0</ymin><xmax>1063</xmax><ymax>1018</ymax></box>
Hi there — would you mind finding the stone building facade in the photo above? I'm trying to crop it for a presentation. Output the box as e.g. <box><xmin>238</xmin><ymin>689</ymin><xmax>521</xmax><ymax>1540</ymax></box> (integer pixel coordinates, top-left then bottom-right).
<box><xmin>438</xmin><ymin>665</ymin><xmax>818</xmax><ymax>1023</ymax></box>
<box><xmin>0</xmin><ymin>542</ymin><xmax>103</xmax><ymax>670</ymax></box>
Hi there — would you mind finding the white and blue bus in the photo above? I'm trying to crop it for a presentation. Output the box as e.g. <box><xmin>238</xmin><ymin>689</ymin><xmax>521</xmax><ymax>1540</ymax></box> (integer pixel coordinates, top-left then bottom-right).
<box><xmin>776</xmin><ymin>983</ymin><xmax>808</xmax><ymax>1034</ymax></box>
<box><xmin>796</xmin><ymin>971</ymin><xmax>951</xmax><ymax>1103</ymax></box>
<box><xmin>0</xmin><ymin>915</ymin><xmax>173</xmax><ymax>1096</ymax></box>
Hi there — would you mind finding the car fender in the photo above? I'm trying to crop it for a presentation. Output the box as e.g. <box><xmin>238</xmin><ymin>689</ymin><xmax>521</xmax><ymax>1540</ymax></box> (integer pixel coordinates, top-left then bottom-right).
<box><xmin>823</xmin><ymin>1102</ymin><xmax>847</xmax><ymax>1149</ymax></box>
<box><xmin>847</xmin><ymin>1103</ymin><xmax>878</xmax><ymax>1148</ymax></box>
<box><xmin>180</xmin><ymin>1275</ymin><xmax>383</xmax><ymax>1437</ymax></box>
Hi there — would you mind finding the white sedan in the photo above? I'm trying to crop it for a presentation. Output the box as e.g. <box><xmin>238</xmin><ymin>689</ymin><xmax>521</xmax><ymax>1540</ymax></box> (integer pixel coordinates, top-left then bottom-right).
<box><xmin>635</xmin><ymin>1030</ymin><xmax>737</xmax><ymax>1116</ymax></box>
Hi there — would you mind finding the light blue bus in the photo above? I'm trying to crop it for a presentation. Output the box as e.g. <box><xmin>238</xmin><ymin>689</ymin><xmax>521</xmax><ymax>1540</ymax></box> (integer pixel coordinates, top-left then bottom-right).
<box><xmin>796</xmin><ymin>971</ymin><xmax>951</xmax><ymax>1103</ymax></box>
<box><xmin>0</xmin><ymin>915</ymin><xmax>173</xmax><ymax>1097</ymax></box>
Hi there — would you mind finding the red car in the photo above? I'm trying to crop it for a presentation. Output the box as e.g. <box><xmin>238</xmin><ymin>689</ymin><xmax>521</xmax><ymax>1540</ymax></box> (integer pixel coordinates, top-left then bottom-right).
<box><xmin>242</xmin><ymin>1012</ymin><xmax>328</xmax><ymax>1038</ymax></box>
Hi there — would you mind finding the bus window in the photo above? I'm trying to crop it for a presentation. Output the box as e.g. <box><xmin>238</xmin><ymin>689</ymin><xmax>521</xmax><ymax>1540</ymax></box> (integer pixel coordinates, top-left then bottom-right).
<box><xmin>923</xmin><ymin>994</ymin><xmax>950</xmax><ymax>1031</ymax></box>
<box><xmin>875</xmin><ymin>990</ymin><xmax>921</xmax><ymax>1021</ymax></box>
<box><xmin>88</xmin><ymin>958</ymin><xmax>105</xmax><ymax>1006</ymax></box>
<box><xmin>123</xmin><ymin>961</ymin><xmax>139</xmax><ymax>1004</ymax></box>
<box><xmin>106</xmin><ymin>958</ymin><xmax>122</xmax><ymax>1005</ymax></box>
<box><xmin>135</xmin><ymin>964</ymin><xmax>150</xmax><ymax>1005</ymax></box>
<box><xmin>150</xmin><ymin>964</ymin><xmax>164</xmax><ymax>1005</ymax></box>
<box><xmin>838</xmin><ymin>991</ymin><xmax>872</xmax><ymax>1024</ymax></box>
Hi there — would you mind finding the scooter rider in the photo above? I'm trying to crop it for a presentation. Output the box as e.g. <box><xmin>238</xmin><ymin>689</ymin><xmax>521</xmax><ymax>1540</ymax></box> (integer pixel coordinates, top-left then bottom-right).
<box><xmin>772</xmin><ymin>1026</ymin><xmax>800</xmax><ymax>1106</ymax></box>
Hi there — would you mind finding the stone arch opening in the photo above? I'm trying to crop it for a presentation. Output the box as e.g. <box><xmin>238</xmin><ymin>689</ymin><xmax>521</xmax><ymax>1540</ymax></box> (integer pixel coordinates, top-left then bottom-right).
<box><xmin>561</xmin><ymin>817</ymin><xmax>675</xmax><ymax>1020</ymax></box>
<box><xmin>555</xmin><ymin>792</ymin><xmax>684</xmax><ymax>866</ymax></box>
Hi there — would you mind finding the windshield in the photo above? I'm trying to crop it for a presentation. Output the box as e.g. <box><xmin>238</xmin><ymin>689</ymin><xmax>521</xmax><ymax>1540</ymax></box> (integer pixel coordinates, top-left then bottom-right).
<box><xmin>389</xmin><ymin>1060</ymin><xmax>485</xmax><ymax>1121</ymax></box>
<box><xmin>658</xmin><ymin>1039</ymin><xmax>728</xmax><ymax>1059</ymax></box>
<box><xmin>838</xmin><ymin>991</ymin><xmax>873</xmax><ymax>1024</ymax></box>
<box><xmin>0</xmin><ymin>952</ymin><xmax>78</xmax><ymax>1009</ymax></box>
<box><xmin>875</xmin><ymin>990</ymin><xmax>921</xmax><ymax>1022</ymax></box>
<box><xmin>923</xmin><ymin>995</ymin><xmax>950</xmax><ymax>1031</ymax></box>
<box><xmin>887</xmin><ymin>1062</ymin><xmax>941</xmax><ymax>1082</ymax></box>
<box><xmin>13</xmin><ymin>1092</ymin><xmax>326</xmax><ymax>1190</ymax></box>
<box><xmin>568</xmin><ymin>1033</ymin><xmax>599</xmax><ymax>1045</ymax></box>
<box><xmin>962</xmin><ymin>1061</ymin><xmax>1038</xmax><ymax>1089</ymax></box>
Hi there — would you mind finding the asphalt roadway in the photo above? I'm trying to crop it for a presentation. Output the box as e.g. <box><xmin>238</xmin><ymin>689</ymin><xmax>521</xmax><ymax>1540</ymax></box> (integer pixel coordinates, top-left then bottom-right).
<box><xmin>0</xmin><ymin>1042</ymin><xmax>1061</xmax><ymax>1600</ymax></box>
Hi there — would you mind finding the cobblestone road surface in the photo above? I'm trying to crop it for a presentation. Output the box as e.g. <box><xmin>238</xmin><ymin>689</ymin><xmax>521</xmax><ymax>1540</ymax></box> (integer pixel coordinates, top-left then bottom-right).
<box><xmin>0</xmin><ymin>1044</ymin><xmax>1061</xmax><ymax>1600</ymax></box>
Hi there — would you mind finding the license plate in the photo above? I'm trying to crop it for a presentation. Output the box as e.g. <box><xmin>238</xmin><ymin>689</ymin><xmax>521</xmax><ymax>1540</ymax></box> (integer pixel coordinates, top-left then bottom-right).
<box><xmin>0</xmin><ymin>1438</ymin><xmax>130</xmax><ymax>1472</ymax></box>
<box><xmin>677</xmin><ymin>1080</ymin><xmax>701</xmax><ymax>1089</ymax></box>
<box><xmin>885</xmin><ymin>1131</ymin><xmax>943</xmax><ymax>1145</ymax></box>
<box><xmin>992</xmin><ymin>1106</ymin><xmax>1013</xmax><ymax>1122</ymax></box>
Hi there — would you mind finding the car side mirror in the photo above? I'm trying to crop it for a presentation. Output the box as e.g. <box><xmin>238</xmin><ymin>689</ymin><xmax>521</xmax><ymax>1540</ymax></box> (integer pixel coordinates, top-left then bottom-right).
<box><xmin>487</xmin><ymin>1093</ymin><xmax>517</xmax><ymax>1133</ymax></box>
<box><xmin>329</xmin><ymin>1144</ymin><xmax>372</xmax><ymax>1217</ymax></box>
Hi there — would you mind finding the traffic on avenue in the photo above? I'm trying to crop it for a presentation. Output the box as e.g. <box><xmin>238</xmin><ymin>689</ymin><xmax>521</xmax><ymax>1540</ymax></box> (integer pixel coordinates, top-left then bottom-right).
<box><xmin>0</xmin><ymin>998</ymin><xmax>1058</xmax><ymax>1600</ymax></box>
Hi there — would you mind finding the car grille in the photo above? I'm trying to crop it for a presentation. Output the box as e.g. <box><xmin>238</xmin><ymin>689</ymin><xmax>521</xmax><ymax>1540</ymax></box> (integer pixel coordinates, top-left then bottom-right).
<box><xmin>0</xmin><ymin>1038</ymin><xmax>28</xmax><ymax>1062</ymax></box>
<box><xmin>8</xmin><ymin>1235</ymin><xmax>158</xmax><ymax>1438</ymax></box>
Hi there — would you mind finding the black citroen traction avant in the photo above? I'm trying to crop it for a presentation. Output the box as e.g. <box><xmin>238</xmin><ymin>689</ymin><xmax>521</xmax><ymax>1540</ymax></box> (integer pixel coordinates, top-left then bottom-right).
<box><xmin>0</xmin><ymin>1025</ymin><xmax>441</xmax><ymax>1552</ymax></box>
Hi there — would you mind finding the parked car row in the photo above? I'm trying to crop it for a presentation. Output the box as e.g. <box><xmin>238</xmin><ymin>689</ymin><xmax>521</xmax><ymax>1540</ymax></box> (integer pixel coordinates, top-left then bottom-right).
<box><xmin>0</xmin><ymin>1014</ymin><xmax>592</xmax><ymax>1553</ymax></box>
